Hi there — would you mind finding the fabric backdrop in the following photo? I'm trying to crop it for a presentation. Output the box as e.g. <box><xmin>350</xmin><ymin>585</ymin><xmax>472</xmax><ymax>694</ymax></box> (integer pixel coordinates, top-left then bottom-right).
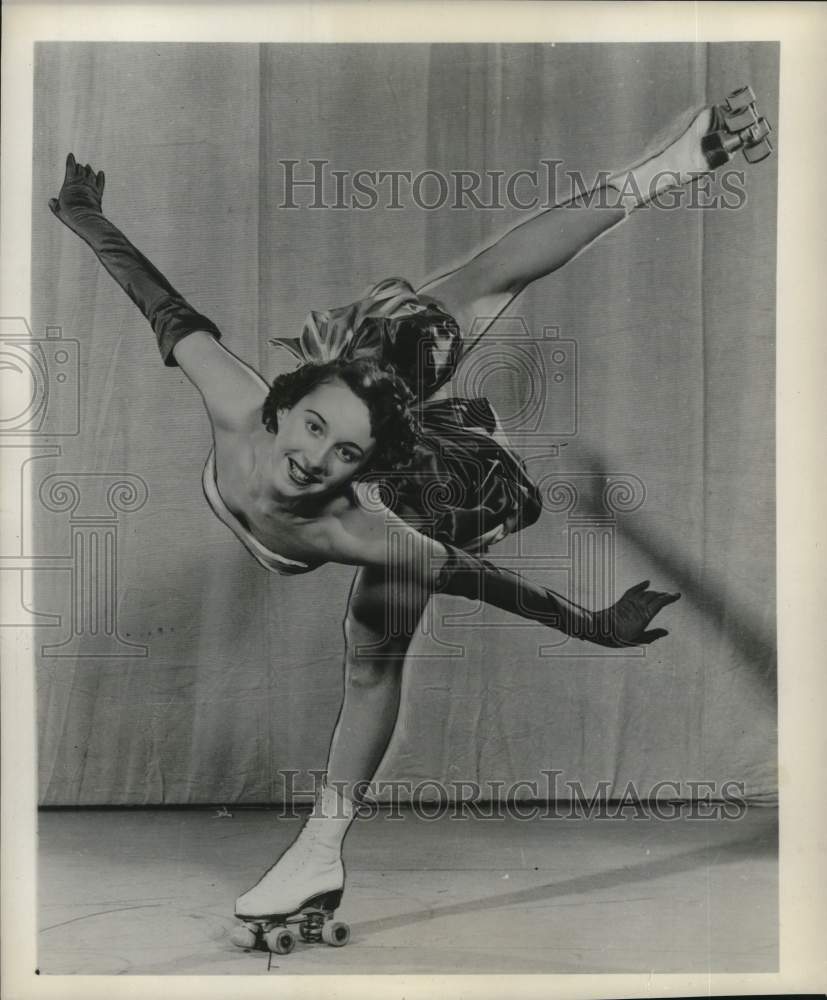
<box><xmin>31</xmin><ymin>42</ymin><xmax>778</xmax><ymax>805</ymax></box>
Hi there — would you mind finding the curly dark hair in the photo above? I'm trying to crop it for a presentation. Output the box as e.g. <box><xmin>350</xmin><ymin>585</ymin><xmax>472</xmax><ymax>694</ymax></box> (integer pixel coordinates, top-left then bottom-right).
<box><xmin>262</xmin><ymin>357</ymin><xmax>423</xmax><ymax>473</ymax></box>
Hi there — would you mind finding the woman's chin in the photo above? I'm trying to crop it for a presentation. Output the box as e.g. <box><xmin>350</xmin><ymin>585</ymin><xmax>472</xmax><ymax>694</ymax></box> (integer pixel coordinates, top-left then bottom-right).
<box><xmin>273</xmin><ymin>470</ymin><xmax>304</xmax><ymax>498</ymax></box>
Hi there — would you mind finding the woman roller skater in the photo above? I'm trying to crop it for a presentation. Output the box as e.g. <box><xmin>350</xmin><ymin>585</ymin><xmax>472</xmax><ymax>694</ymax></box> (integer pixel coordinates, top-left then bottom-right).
<box><xmin>48</xmin><ymin>86</ymin><xmax>771</xmax><ymax>954</ymax></box>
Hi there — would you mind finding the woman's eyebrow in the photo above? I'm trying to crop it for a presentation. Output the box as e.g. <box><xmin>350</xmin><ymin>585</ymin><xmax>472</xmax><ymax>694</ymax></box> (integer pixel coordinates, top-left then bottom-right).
<box><xmin>306</xmin><ymin>409</ymin><xmax>365</xmax><ymax>454</ymax></box>
<box><xmin>305</xmin><ymin>408</ymin><xmax>327</xmax><ymax>426</ymax></box>
<box><xmin>335</xmin><ymin>434</ymin><xmax>366</xmax><ymax>455</ymax></box>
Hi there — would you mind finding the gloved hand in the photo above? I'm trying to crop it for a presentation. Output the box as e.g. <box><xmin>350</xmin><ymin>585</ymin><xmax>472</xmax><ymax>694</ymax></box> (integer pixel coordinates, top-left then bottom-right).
<box><xmin>582</xmin><ymin>579</ymin><xmax>680</xmax><ymax>647</ymax></box>
<box><xmin>49</xmin><ymin>153</ymin><xmax>221</xmax><ymax>367</ymax></box>
<box><xmin>48</xmin><ymin>152</ymin><xmax>105</xmax><ymax>228</ymax></box>
<box><xmin>435</xmin><ymin>543</ymin><xmax>680</xmax><ymax>648</ymax></box>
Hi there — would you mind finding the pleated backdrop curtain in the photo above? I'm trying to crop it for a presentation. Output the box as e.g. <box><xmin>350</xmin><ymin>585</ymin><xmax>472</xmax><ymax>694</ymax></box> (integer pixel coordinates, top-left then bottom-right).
<box><xmin>31</xmin><ymin>42</ymin><xmax>778</xmax><ymax>805</ymax></box>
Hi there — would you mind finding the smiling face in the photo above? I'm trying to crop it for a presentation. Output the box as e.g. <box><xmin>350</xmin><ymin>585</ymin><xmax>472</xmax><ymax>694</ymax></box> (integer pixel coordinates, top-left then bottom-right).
<box><xmin>270</xmin><ymin>379</ymin><xmax>376</xmax><ymax>499</ymax></box>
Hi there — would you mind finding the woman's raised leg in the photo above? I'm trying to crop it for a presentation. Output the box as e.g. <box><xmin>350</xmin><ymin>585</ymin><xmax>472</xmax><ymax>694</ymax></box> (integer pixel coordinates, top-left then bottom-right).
<box><xmin>418</xmin><ymin>91</ymin><xmax>771</xmax><ymax>353</ymax></box>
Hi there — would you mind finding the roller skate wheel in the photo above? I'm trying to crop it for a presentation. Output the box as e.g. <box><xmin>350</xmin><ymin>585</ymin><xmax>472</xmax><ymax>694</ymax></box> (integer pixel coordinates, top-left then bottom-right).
<box><xmin>230</xmin><ymin>923</ymin><xmax>258</xmax><ymax>949</ymax></box>
<box><xmin>321</xmin><ymin>920</ymin><xmax>351</xmax><ymax>947</ymax></box>
<box><xmin>743</xmin><ymin>137</ymin><xmax>773</xmax><ymax>164</ymax></box>
<box><xmin>264</xmin><ymin>927</ymin><xmax>296</xmax><ymax>955</ymax></box>
<box><xmin>726</xmin><ymin>85</ymin><xmax>756</xmax><ymax>113</ymax></box>
<box><xmin>724</xmin><ymin>105</ymin><xmax>757</xmax><ymax>133</ymax></box>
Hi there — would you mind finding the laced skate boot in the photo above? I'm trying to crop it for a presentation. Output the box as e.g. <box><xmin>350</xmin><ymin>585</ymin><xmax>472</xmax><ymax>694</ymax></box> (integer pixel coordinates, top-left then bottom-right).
<box><xmin>231</xmin><ymin>781</ymin><xmax>355</xmax><ymax>954</ymax></box>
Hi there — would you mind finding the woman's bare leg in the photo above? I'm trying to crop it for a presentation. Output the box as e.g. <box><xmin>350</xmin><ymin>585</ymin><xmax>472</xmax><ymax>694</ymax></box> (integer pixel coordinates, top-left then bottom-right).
<box><xmin>323</xmin><ymin>567</ymin><xmax>424</xmax><ymax>799</ymax></box>
<box><xmin>418</xmin><ymin>103</ymin><xmax>733</xmax><ymax>353</ymax></box>
<box><xmin>235</xmin><ymin>566</ymin><xmax>428</xmax><ymax>918</ymax></box>
<box><xmin>418</xmin><ymin>193</ymin><xmax>625</xmax><ymax>352</ymax></box>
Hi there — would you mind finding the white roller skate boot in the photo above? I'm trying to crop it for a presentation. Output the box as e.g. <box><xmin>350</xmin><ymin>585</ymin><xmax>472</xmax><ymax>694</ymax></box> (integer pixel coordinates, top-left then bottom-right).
<box><xmin>608</xmin><ymin>84</ymin><xmax>773</xmax><ymax>210</ymax></box>
<box><xmin>232</xmin><ymin>781</ymin><xmax>355</xmax><ymax>954</ymax></box>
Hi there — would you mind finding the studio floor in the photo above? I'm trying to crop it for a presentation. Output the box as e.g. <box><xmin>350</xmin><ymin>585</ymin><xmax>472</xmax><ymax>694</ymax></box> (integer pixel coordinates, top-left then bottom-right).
<box><xmin>38</xmin><ymin>804</ymin><xmax>777</xmax><ymax>976</ymax></box>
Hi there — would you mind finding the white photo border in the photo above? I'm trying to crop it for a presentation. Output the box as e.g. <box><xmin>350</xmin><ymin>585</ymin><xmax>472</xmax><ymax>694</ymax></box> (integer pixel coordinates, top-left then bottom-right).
<box><xmin>2</xmin><ymin>3</ymin><xmax>824</xmax><ymax>998</ymax></box>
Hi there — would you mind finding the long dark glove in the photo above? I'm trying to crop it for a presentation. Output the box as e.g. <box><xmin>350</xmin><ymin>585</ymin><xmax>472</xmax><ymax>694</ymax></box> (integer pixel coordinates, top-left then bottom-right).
<box><xmin>48</xmin><ymin>153</ymin><xmax>221</xmax><ymax>367</ymax></box>
<box><xmin>434</xmin><ymin>543</ymin><xmax>680</xmax><ymax>647</ymax></box>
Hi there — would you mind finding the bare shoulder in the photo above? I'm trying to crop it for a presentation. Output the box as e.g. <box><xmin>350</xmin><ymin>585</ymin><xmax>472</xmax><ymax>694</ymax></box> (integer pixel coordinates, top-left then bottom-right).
<box><xmin>316</xmin><ymin>483</ymin><xmax>443</xmax><ymax>571</ymax></box>
<box><xmin>317</xmin><ymin>490</ymin><xmax>361</xmax><ymax>544</ymax></box>
<box><xmin>322</xmin><ymin>493</ymin><xmax>357</xmax><ymax>520</ymax></box>
<box><xmin>314</xmin><ymin>486</ymin><xmax>389</xmax><ymax>564</ymax></box>
<box><xmin>327</xmin><ymin>482</ymin><xmax>390</xmax><ymax>531</ymax></box>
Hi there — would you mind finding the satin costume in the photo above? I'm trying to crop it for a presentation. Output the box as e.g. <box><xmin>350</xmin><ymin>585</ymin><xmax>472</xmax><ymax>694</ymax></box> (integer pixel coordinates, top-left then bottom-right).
<box><xmin>266</xmin><ymin>277</ymin><xmax>543</xmax><ymax>561</ymax></box>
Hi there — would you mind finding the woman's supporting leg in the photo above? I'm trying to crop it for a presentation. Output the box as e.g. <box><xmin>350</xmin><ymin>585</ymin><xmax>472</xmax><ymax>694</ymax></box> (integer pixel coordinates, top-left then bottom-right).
<box><xmin>235</xmin><ymin>566</ymin><xmax>429</xmax><ymax>918</ymax></box>
<box><xmin>324</xmin><ymin>566</ymin><xmax>425</xmax><ymax>802</ymax></box>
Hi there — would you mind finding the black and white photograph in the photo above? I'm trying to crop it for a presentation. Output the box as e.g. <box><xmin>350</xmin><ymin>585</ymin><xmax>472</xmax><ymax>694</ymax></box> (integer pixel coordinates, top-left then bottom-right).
<box><xmin>1</xmin><ymin>3</ymin><xmax>825</xmax><ymax>998</ymax></box>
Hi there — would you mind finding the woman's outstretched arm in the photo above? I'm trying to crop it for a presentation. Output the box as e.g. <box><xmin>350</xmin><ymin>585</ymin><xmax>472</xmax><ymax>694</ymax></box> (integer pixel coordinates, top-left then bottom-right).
<box><xmin>170</xmin><ymin>334</ymin><xmax>268</xmax><ymax>431</ymax></box>
<box><xmin>323</xmin><ymin>485</ymin><xmax>679</xmax><ymax>648</ymax></box>
<box><xmin>49</xmin><ymin>153</ymin><xmax>268</xmax><ymax>431</ymax></box>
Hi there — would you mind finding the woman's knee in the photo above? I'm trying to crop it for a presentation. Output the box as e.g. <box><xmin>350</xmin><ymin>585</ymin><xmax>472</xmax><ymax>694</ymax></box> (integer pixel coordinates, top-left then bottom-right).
<box><xmin>347</xmin><ymin>574</ymin><xmax>425</xmax><ymax>638</ymax></box>
<box><xmin>344</xmin><ymin>647</ymin><xmax>403</xmax><ymax>690</ymax></box>
<box><xmin>347</xmin><ymin>576</ymin><xmax>387</xmax><ymax>630</ymax></box>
